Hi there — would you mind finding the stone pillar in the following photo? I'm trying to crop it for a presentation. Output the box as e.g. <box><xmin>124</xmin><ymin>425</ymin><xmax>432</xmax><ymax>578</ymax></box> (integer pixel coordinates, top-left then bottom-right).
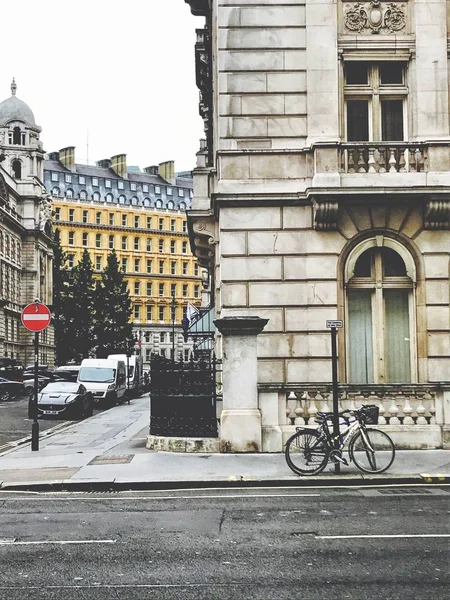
<box><xmin>214</xmin><ymin>316</ymin><xmax>268</xmax><ymax>453</ymax></box>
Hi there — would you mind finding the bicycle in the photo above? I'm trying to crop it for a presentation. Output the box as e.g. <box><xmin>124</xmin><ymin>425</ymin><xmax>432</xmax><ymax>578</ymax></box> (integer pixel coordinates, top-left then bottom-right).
<box><xmin>285</xmin><ymin>404</ymin><xmax>395</xmax><ymax>476</ymax></box>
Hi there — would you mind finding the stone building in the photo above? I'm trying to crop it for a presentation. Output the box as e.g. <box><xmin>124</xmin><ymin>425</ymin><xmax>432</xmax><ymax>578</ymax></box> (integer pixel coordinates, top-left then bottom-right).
<box><xmin>45</xmin><ymin>151</ymin><xmax>202</xmax><ymax>368</ymax></box>
<box><xmin>184</xmin><ymin>1</ymin><xmax>450</xmax><ymax>450</ymax></box>
<box><xmin>0</xmin><ymin>80</ymin><xmax>54</xmax><ymax>367</ymax></box>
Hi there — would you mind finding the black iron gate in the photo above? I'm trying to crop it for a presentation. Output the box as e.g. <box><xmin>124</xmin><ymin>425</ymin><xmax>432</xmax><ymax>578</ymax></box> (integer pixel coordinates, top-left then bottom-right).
<box><xmin>149</xmin><ymin>354</ymin><xmax>220</xmax><ymax>437</ymax></box>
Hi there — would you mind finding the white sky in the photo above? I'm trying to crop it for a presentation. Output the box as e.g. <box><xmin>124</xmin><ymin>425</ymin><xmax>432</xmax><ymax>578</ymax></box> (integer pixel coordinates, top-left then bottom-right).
<box><xmin>0</xmin><ymin>0</ymin><xmax>205</xmax><ymax>173</ymax></box>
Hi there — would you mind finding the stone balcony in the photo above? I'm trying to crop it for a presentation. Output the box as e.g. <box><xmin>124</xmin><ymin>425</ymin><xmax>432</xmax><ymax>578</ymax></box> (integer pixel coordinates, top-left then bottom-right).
<box><xmin>340</xmin><ymin>143</ymin><xmax>427</xmax><ymax>174</ymax></box>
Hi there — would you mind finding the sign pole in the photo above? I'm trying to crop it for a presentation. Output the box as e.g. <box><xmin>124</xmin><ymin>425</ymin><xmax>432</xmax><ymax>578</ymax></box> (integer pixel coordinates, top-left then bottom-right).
<box><xmin>21</xmin><ymin>299</ymin><xmax>52</xmax><ymax>452</ymax></box>
<box><xmin>31</xmin><ymin>331</ymin><xmax>39</xmax><ymax>451</ymax></box>
<box><xmin>326</xmin><ymin>320</ymin><xmax>343</xmax><ymax>476</ymax></box>
<box><xmin>330</xmin><ymin>326</ymin><xmax>340</xmax><ymax>475</ymax></box>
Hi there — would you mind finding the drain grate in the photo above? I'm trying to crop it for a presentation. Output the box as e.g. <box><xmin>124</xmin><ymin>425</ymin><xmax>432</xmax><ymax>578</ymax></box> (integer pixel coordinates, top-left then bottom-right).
<box><xmin>88</xmin><ymin>454</ymin><xmax>135</xmax><ymax>465</ymax></box>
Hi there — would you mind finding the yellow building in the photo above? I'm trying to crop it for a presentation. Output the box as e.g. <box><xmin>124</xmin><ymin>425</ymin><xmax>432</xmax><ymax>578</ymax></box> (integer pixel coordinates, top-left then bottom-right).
<box><xmin>45</xmin><ymin>150</ymin><xmax>202</xmax><ymax>367</ymax></box>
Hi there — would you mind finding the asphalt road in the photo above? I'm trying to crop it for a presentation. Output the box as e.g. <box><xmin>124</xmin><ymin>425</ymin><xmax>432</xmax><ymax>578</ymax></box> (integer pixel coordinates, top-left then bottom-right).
<box><xmin>0</xmin><ymin>395</ymin><xmax>74</xmax><ymax>450</ymax></box>
<box><xmin>0</xmin><ymin>486</ymin><xmax>448</xmax><ymax>600</ymax></box>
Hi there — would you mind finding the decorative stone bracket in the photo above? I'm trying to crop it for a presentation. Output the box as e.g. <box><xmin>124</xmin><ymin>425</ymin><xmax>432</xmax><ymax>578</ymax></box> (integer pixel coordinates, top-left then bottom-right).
<box><xmin>343</xmin><ymin>1</ymin><xmax>407</xmax><ymax>35</ymax></box>
<box><xmin>312</xmin><ymin>196</ymin><xmax>450</xmax><ymax>231</ymax></box>
<box><xmin>424</xmin><ymin>199</ymin><xmax>450</xmax><ymax>230</ymax></box>
<box><xmin>191</xmin><ymin>217</ymin><xmax>218</xmax><ymax>269</ymax></box>
<box><xmin>313</xmin><ymin>199</ymin><xmax>339</xmax><ymax>231</ymax></box>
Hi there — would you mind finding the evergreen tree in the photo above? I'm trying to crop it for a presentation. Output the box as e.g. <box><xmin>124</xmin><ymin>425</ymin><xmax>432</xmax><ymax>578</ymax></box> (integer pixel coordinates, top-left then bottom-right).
<box><xmin>71</xmin><ymin>249</ymin><xmax>96</xmax><ymax>361</ymax></box>
<box><xmin>52</xmin><ymin>229</ymin><xmax>75</xmax><ymax>365</ymax></box>
<box><xmin>94</xmin><ymin>250</ymin><xmax>133</xmax><ymax>357</ymax></box>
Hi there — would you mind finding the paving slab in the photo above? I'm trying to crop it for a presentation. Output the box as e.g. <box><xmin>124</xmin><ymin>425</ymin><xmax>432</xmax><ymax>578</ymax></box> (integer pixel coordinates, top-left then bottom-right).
<box><xmin>0</xmin><ymin>394</ymin><xmax>448</xmax><ymax>490</ymax></box>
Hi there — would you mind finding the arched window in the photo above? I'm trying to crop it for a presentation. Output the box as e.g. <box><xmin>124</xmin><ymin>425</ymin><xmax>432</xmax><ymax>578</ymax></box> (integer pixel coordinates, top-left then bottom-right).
<box><xmin>167</xmin><ymin>200</ymin><xmax>174</xmax><ymax>210</ymax></box>
<box><xmin>93</xmin><ymin>191</ymin><xmax>100</xmax><ymax>201</ymax></box>
<box><xmin>12</xmin><ymin>160</ymin><xmax>21</xmax><ymax>179</ymax></box>
<box><xmin>345</xmin><ymin>239</ymin><xmax>416</xmax><ymax>384</ymax></box>
<box><xmin>106</xmin><ymin>193</ymin><xmax>113</xmax><ymax>203</ymax></box>
<box><xmin>66</xmin><ymin>188</ymin><xmax>74</xmax><ymax>198</ymax></box>
<box><xmin>144</xmin><ymin>197</ymin><xmax>151</xmax><ymax>207</ymax></box>
<box><xmin>119</xmin><ymin>195</ymin><xmax>126</xmax><ymax>205</ymax></box>
<box><xmin>13</xmin><ymin>127</ymin><xmax>21</xmax><ymax>145</ymax></box>
<box><xmin>179</xmin><ymin>201</ymin><xmax>186</xmax><ymax>211</ymax></box>
<box><xmin>52</xmin><ymin>187</ymin><xmax>60</xmax><ymax>197</ymax></box>
<box><xmin>156</xmin><ymin>199</ymin><xmax>163</xmax><ymax>208</ymax></box>
<box><xmin>131</xmin><ymin>196</ymin><xmax>138</xmax><ymax>205</ymax></box>
<box><xmin>79</xmin><ymin>190</ymin><xmax>87</xmax><ymax>200</ymax></box>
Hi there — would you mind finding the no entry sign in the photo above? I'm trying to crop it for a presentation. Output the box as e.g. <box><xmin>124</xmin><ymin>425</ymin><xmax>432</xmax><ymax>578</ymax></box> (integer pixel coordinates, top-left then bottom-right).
<box><xmin>21</xmin><ymin>302</ymin><xmax>51</xmax><ymax>332</ymax></box>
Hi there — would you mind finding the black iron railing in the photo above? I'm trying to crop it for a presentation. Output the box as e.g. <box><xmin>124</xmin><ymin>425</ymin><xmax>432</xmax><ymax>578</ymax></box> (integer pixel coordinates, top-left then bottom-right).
<box><xmin>149</xmin><ymin>353</ymin><xmax>220</xmax><ymax>437</ymax></box>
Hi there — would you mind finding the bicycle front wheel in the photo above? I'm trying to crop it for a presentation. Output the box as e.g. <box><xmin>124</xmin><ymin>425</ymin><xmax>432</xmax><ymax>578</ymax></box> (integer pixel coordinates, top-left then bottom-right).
<box><xmin>349</xmin><ymin>428</ymin><xmax>395</xmax><ymax>474</ymax></box>
<box><xmin>285</xmin><ymin>430</ymin><xmax>329</xmax><ymax>476</ymax></box>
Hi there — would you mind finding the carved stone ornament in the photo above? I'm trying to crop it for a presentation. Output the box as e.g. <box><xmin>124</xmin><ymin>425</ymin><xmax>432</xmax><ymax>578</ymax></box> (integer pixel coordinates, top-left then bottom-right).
<box><xmin>192</xmin><ymin>218</ymin><xmax>217</xmax><ymax>268</ymax></box>
<box><xmin>313</xmin><ymin>199</ymin><xmax>339</xmax><ymax>231</ymax></box>
<box><xmin>424</xmin><ymin>199</ymin><xmax>450</xmax><ymax>230</ymax></box>
<box><xmin>344</xmin><ymin>1</ymin><xmax>407</xmax><ymax>35</ymax></box>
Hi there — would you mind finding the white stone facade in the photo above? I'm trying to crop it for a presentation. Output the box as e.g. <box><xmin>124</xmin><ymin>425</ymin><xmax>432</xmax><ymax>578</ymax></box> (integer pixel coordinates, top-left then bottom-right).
<box><xmin>0</xmin><ymin>81</ymin><xmax>54</xmax><ymax>367</ymax></box>
<box><xmin>186</xmin><ymin>0</ymin><xmax>450</xmax><ymax>450</ymax></box>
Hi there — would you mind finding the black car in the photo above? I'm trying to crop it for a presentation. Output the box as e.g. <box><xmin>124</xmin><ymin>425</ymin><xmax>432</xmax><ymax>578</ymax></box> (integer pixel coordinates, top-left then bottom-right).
<box><xmin>0</xmin><ymin>377</ymin><xmax>25</xmax><ymax>402</ymax></box>
<box><xmin>34</xmin><ymin>382</ymin><xmax>94</xmax><ymax>420</ymax></box>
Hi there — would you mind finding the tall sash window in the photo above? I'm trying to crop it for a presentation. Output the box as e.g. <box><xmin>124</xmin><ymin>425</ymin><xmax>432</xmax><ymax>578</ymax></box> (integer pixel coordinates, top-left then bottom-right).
<box><xmin>346</xmin><ymin>243</ymin><xmax>415</xmax><ymax>384</ymax></box>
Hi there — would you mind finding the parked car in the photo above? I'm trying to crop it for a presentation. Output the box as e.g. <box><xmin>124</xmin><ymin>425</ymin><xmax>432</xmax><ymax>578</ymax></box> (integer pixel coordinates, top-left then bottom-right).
<box><xmin>31</xmin><ymin>381</ymin><xmax>94</xmax><ymax>420</ymax></box>
<box><xmin>0</xmin><ymin>377</ymin><xmax>25</xmax><ymax>402</ymax></box>
<box><xmin>23</xmin><ymin>373</ymin><xmax>68</xmax><ymax>400</ymax></box>
<box><xmin>53</xmin><ymin>365</ymin><xmax>81</xmax><ymax>382</ymax></box>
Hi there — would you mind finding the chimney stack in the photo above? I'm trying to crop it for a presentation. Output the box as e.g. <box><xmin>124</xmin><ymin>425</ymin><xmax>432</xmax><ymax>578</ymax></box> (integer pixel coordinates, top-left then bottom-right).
<box><xmin>47</xmin><ymin>151</ymin><xmax>60</xmax><ymax>161</ymax></box>
<box><xmin>59</xmin><ymin>146</ymin><xmax>75</xmax><ymax>171</ymax></box>
<box><xmin>111</xmin><ymin>154</ymin><xmax>127</xmax><ymax>178</ymax></box>
<box><xmin>159</xmin><ymin>160</ymin><xmax>176</xmax><ymax>185</ymax></box>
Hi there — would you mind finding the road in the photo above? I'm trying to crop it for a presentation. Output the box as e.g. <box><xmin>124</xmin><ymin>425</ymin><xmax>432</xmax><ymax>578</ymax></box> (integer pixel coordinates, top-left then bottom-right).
<box><xmin>0</xmin><ymin>395</ymin><xmax>69</xmax><ymax>449</ymax></box>
<box><xmin>0</xmin><ymin>486</ymin><xmax>448</xmax><ymax>599</ymax></box>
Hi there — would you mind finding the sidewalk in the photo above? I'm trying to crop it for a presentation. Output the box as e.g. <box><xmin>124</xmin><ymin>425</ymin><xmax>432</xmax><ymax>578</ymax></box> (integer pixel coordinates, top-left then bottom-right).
<box><xmin>0</xmin><ymin>395</ymin><xmax>449</xmax><ymax>491</ymax></box>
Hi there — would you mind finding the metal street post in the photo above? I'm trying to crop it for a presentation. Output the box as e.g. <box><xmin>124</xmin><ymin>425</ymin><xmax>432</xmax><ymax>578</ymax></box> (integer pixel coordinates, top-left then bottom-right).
<box><xmin>171</xmin><ymin>294</ymin><xmax>176</xmax><ymax>360</ymax></box>
<box><xmin>326</xmin><ymin>320</ymin><xmax>343</xmax><ymax>475</ymax></box>
<box><xmin>32</xmin><ymin>331</ymin><xmax>39</xmax><ymax>451</ymax></box>
<box><xmin>21</xmin><ymin>299</ymin><xmax>52</xmax><ymax>452</ymax></box>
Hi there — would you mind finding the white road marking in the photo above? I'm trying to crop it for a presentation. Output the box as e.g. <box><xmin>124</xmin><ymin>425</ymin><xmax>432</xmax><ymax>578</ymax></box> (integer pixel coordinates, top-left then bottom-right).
<box><xmin>0</xmin><ymin>584</ymin><xmax>242</xmax><ymax>589</ymax></box>
<box><xmin>0</xmin><ymin>539</ymin><xmax>116</xmax><ymax>546</ymax></box>
<box><xmin>0</xmin><ymin>493</ymin><xmax>320</xmax><ymax>501</ymax></box>
<box><xmin>316</xmin><ymin>534</ymin><xmax>450</xmax><ymax>540</ymax></box>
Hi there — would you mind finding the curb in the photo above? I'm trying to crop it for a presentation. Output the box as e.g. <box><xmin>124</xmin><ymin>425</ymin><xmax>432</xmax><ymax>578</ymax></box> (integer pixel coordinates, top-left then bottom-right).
<box><xmin>420</xmin><ymin>474</ymin><xmax>450</xmax><ymax>484</ymax></box>
<box><xmin>0</xmin><ymin>420</ymin><xmax>74</xmax><ymax>456</ymax></box>
<box><xmin>0</xmin><ymin>474</ymin><xmax>425</xmax><ymax>493</ymax></box>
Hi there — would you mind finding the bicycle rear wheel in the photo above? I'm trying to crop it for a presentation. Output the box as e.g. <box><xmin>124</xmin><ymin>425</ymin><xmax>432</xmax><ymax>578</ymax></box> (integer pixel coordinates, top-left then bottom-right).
<box><xmin>349</xmin><ymin>428</ymin><xmax>395</xmax><ymax>474</ymax></box>
<box><xmin>285</xmin><ymin>430</ymin><xmax>329</xmax><ymax>476</ymax></box>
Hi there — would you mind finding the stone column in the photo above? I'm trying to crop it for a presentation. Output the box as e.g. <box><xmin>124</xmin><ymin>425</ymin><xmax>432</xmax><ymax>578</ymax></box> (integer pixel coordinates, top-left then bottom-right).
<box><xmin>214</xmin><ymin>316</ymin><xmax>268</xmax><ymax>453</ymax></box>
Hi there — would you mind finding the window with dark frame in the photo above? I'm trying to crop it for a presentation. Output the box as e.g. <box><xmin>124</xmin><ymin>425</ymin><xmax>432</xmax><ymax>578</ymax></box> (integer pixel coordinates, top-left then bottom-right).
<box><xmin>344</xmin><ymin>61</ymin><xmax>406</xmax><ymax>142</ymax></box>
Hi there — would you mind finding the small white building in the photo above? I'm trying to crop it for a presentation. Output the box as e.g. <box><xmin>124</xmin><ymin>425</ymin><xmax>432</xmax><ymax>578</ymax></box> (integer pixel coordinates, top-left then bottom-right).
<box><xmin>184</xmin><ymin>1</ymin><xmax>450</xmax><ymax>450</ymax></box>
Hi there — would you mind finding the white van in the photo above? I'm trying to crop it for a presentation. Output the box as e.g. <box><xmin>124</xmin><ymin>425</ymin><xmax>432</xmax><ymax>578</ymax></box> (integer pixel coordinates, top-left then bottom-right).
<box><xmin>77</xmin><ymin>358</ymin><xmax>126</xmax><ymax>408</ymax></box>
<box><xmin>107</xmin><ymin>354</ymin><xmax>144</xmax><ymax>398</ymax></box>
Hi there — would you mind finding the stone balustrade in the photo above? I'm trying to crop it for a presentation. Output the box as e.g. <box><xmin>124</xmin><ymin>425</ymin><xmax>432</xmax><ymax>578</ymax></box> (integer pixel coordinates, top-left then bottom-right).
<box><xmin>284</xmin><ymin>384</ymin><xmax>437</xmax><ymax>427</ymax></box>
<box><xmin>258</xmin><ymin>383</ymin><xmax>448</xmax><ymax>451</ymax></box>
<box><xmin>340</xmin><ymin>144</ymin><xmax>427</xmax><ymax>174</ymax></box>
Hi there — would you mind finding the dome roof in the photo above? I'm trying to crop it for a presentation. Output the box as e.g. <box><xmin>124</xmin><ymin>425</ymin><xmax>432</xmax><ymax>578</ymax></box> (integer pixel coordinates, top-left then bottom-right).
<box><xmin>0</xmin><ymin>79</ymin><xmax>37</xmax><ymax>127</ymax></box>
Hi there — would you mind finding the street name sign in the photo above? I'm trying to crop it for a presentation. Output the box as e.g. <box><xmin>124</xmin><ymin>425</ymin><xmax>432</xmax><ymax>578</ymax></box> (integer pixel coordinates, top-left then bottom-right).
<box><xmin>21</xmin><ymin>302</ymin><xmax>51</xmax><ymax>332</ymax></box>
<box><xmin>326</xmin><ymin>320</ymin><xmax>343</xmax><ymax>328</ymax></box>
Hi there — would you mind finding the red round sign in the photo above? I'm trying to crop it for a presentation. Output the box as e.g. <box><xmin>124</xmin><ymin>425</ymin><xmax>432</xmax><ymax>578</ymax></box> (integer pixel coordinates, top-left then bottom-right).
<box><xmin>21</xmin><ymin>302</ymin><xmax>51</xmax><ymax>332</ymax></box>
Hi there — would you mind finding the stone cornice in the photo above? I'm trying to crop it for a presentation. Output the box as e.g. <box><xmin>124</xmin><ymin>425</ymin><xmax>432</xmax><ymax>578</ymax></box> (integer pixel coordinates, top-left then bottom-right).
<box><xmin>184</xmin><ymin>0</ymin><xmax>210</xmax><ymax>17</ymax></box>
<box><xmin>214</xmin><ymin>317</ymin><xmax>269</xmax><ymax>337</ymax></box>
